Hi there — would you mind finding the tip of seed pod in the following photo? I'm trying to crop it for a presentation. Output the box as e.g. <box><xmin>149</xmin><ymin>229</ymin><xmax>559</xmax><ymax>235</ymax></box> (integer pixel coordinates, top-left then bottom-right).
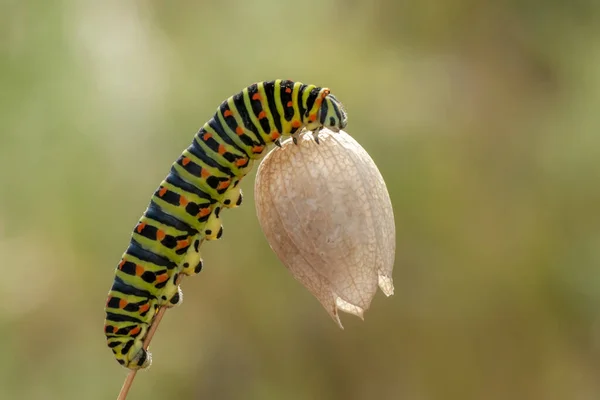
<box><xmin>332</xmin><ymin>309</ymin><xmax>344</xmax><ymax>330</ymax></box>
<box><xmin>336</xmin><ymin>297</ymin><xmax>365</xmax><ymax>320</ymax></box>
<box><xmin>378</xmin><ymin>275</ymin><xmax>395</xmax><ymax>297</ymax></box>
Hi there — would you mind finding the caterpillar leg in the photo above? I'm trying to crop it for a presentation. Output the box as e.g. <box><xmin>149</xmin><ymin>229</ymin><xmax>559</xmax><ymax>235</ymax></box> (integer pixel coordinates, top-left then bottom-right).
<box><xmin>155</xmin><ymin>271</ymin><xmax>182</xmax><ymax>308</ymax></box>
<box><xmin>312</xmin><ymin>128</ymin><xmax>322</xmax><ymax>144</ymax></box>
<box><xmin>222</xmin><ymin>186</ymin><xmax>243</xmax><ymax>209</ymax></box>
<box><xmin>111</xmin><ymin>336</ymin><xmax>152</xmax><ymax>370</ymax></box>
<box><xmin>180</xmin><ymin>237</ymin><xmax>204</xmax><ymax>276</ymax></box>
<box><xmin>164</xmin><ymin>285</ymin><xmax>183</xmax><ymax>308</ymax></box>
<box><xmin>203</xmin><ymin>206</ymin><xmax>223</xmax><ymax>240</ymax></box>
<box><xmin>127</xmin><ymin>345</ymin><xmax>152</xmax><ymax>370</ymax></box>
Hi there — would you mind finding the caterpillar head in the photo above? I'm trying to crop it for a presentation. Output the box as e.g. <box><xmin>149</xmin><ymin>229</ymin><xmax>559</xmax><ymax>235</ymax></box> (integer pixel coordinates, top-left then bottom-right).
<box><xmin>320</xmin><ymin>92</ymin><xmax>347</xmax><ymax>132</ymax></box>
<box><xmin>305</xmin><ymin>88</ymin><xmax>348</xmax><ymax>133</ymax></box>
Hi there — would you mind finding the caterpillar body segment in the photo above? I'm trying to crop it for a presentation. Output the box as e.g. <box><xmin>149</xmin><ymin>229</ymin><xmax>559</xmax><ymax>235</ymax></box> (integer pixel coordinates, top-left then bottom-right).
<box><xmin>104</xmin><ymin>79</ymin><xmax>347</xmax><ymax>369</ymax></box>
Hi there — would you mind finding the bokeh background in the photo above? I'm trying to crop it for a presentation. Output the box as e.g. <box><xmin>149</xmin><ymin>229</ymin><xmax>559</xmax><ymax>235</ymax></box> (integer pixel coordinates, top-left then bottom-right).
<box><xmin>2</xmin><ymin>1</ymin><xmax>600</xmax><ymax>399</ymax></box>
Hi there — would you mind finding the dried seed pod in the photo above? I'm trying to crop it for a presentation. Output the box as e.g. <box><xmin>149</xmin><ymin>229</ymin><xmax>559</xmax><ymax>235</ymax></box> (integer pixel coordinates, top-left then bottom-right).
<box><xmin>255</xmin><ymin>128</ymin><xmax>395</xmax><ymax>328</ymax></box>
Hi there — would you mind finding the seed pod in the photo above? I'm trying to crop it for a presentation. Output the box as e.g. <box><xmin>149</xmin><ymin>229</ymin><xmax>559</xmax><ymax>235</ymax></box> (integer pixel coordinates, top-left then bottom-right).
<box><xmin>255</xmin><ymin>128</ymin><xmax>395</xmax><ymax>328</ymax></box>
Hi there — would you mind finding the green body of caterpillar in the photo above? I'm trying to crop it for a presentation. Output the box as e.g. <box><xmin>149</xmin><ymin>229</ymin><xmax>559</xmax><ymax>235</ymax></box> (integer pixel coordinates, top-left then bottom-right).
<box><xmin>104</xmin><ymin>79</ymin><xmax>348</xmax><ymax>370</ymax></box>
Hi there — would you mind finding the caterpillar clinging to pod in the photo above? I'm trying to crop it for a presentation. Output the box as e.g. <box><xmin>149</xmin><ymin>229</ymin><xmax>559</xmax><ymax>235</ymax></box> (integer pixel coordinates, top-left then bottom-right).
<box><xmin>103</xmin><ymin>79</ymin><xmax>348</xmax><ymax>369</ymax></box>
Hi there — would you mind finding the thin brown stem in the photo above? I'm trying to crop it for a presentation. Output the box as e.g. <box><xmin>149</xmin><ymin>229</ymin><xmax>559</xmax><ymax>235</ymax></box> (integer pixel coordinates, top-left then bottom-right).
<box><xmin>117</xmin><ymin>275</ymin><xmax>185</xmax><ymax>400</ymax></box>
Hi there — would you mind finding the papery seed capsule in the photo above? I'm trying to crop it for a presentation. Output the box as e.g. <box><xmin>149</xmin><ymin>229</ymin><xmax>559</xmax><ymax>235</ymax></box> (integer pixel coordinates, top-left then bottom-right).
<box><xmin>255</xmin><ymin>128</ymin><xmax>395</xmax><ymax>328</ymax></box>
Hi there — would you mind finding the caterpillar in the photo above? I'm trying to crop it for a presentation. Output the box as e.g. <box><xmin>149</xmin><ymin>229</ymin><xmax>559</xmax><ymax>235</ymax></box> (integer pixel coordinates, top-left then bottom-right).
<box><xmin>104</xmin><ymin>79</ymin><xmax>348</xmax><ymax>370</ymax></box>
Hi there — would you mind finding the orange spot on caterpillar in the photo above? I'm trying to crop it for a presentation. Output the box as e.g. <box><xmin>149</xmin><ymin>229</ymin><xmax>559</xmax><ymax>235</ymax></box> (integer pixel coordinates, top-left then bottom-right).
<box><xmin>119</xmin><ymin>299</ymin><xmax>127</xmax><ymax>309</ymax></box>
<box><xmin>252</xmin><ymin>93</ymin><xmax>261</xmax><ymax>101</ymax></box>
<box><xmin>271</xmin><ymin>131</ymin><xmax>281</xmax><ymax>140</ymax></box>
<box><xmin>129</xmin><ymin>326</ymin><xmax>141</xmax><ymax>336</ymax></box>
<box><xmin>218</xmin><ymin>144</ymin><xmax>226</xmax><ymax>155</ymax></box>
<box><xmin>235</xmin><ymin>126</ymin><xmax>244</xmax><ymax>135</ymax></box>
<box><xmin>158</xmin><ymin>187</ymin><xmax>167</xmax><ymax>197</ymax></box>
<box><xmin>136</xmin><ymin>222</ymin><xmax>146</xmax><ymax>233</ymax></box>
<box><xmin>157</xmin><ymin>230</ymin><xmax>166</xmax><ymax>241</ymax></box>
<box><xmin>155</xmin><ymin>274</ymin><xmax>168</xmax><ymax>283</ymax></box>
<box><xmin>105</xmin><ymin>296</ymin><xmax>112</xmax><ymax>307</ymax></box>
<box><xmin>200</xmin><ymin>168</ymin><xmax>210</xmax><ymax>178</ymax></box>
<box><xmin>217</xmin><ymin>180</ymin><xmax>230</xmax><ymax>190</ymax></box>
<box><xmin>252</xmin><ymin>145</ymin><xmax>265</xmax><ymax>154</ymax></box>
<box><xmin>224</xmin><ymin>110</ymin><xmax>233</xmax><ymax>117</ymax></box>
<box><xmin>138</xmin><ymin>303</ymin><xmax>150</xmax><ymax>314</ymax></box>
<box><xmin>197</xmin><ymin>207</ymin><xmax>211</xmax><ymax>218</ymax></box>
<box><xmin>258</xmin><ymin>111</ymin><xmax>266</xmax><ymax>119</ymax></box>
<box><xmin>285</xmin><ymin>87</ymin><xmax>292</xmax><ymax>94</ymax></box>
<box><xmin>179</xmin><ymin>196</ymin><xmax>188</xmax><ymax>207</ymax></box>
<box><xmin>182</xmin><ymin>157</ymin><xmax>191</xmax><ymax>166</ymax></box>
<box><xmin>309</xmin><ymin>114</ymin><xmax>317</xmax><ymax>122</ymax></box>
<box><xmin>235</xmin><ymin>158</ymin><xmax>248</xmax><ymax>167</ymax></box>
<box><xmin>287</xmin><ymin>101</ymin><xmax>293</xmax><ymax>107</ymax></box>
<box><xmin>291</xmin><ymin>120</ymin><xmax>301</xmax><ymax>128</ymax></box>
<box><xmin>176</xmin><ymin>239</ymin><xmax>190</xmax><ymax>250</ymax></box>
<box><xmin>118</xmin><ymin>259</ymin><xmax>125</xmax><ymax>269</ymax></box>
<box><xmin>135</xmin><ymin>264</ymin><xmax>144</xmax><ymax>276</ymax></box>
<box><xmin>203</xmin><ymin>133</ymin><xmax>213</xmax><ymax>141</ymax></box>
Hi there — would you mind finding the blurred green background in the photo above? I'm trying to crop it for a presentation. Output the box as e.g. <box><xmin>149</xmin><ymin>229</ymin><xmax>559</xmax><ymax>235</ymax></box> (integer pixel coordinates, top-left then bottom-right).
<box><xmin>2</xmin><ymin>1</ymin><xmax>600</xmax><ymax>399</ymax></box>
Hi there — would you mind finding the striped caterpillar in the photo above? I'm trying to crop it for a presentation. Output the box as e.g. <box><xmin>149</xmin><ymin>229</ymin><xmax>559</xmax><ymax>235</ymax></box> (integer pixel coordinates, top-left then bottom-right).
<box><xmin>104</xmin><ymin>80</ymin><xmax>348</xmax><ymax>369</ymax></box>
